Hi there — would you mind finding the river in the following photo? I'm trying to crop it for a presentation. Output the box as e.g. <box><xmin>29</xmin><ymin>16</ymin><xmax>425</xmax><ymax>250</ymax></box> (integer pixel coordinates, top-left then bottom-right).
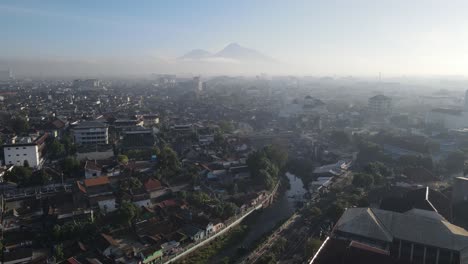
<box><xmin>209</xmin><ymin>172</ymin><xmax>307</xmax><ymax>263</ymax></box>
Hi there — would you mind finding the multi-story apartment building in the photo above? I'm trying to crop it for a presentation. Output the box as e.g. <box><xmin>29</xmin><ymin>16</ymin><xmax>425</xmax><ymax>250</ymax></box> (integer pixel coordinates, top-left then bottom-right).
<box><xmin>369</xmin><ymin>94</ymin><xmax>392</xmax><ymax>116</ymax></box>
<box><xmin>72</xmin><ymin>121</ymin><xmax>109</xmax><ymax>145</ymax></box>
<box><xmin>3</xmin><ymin>134</ymin><xmax>48</xmax><ymax>168</ymax></box>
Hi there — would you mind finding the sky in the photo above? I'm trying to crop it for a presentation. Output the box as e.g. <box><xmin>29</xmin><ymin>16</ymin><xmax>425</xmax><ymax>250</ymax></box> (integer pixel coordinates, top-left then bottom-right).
<box><xmin>2</xmin><ymin>0</ymin><xmax>468</xmax><ymax>76</ymax></box>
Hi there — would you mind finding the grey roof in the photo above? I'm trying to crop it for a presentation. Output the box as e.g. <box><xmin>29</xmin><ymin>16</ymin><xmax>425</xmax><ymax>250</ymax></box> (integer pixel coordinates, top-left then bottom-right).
<box><xmin>75</xmin><ymin>121</ymin><xmax>108</xmax><ymax>129</ymax></box>
<box><xmin>334</xmin><ymin>207</ymin><xmax>468</xmax><ymax>251</ymax></box>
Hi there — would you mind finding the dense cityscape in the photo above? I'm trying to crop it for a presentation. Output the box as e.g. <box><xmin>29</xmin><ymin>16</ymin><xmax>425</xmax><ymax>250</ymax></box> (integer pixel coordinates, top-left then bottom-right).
<box><xmin>4</xmin><ymin>1</ymin><xmax>468</xmax><ymax>264</ymax></box>
<box><xmin>0</xmin><ymin>72</ymin><xmax>467</xmax><ymax>264</ymax></box>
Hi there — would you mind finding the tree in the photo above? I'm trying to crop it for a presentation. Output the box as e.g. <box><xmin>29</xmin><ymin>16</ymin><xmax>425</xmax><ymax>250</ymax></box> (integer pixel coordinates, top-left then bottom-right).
<box><xmin>305</xmin><ymin>206</ymin><xmax>322</xmax><ymax>219</ymax></box>
<box><xmin>398</xmin><ymin>155</ymin><xmax>433</xmax><ymax>171</ymax></box>
<box><xmin>305</xmin><ymin>238</ymin><xmax>323</xmax><ymax>259</ymax></box>
<box><xmin>223</xmin><ymin>202</ymin><xmax>238</xmax><ymax>218</ymax></box>
<box><xmin>117</xmin><ymin>200</ymin><xmax>141</xmax><ymax>227</ymax></box>
<box><xmin>62</xmin><ymin>157</ymin><xmax>81</xmax><ymax>176</ymax></box>
<box><xmin>54</xmin><ymin>244</ymin><xmax>64</xmax><ymax>261</ymax></box>
<box><xmin>330</xmin><ymin>130</ymin><xmax>350</xmax><ymax>145</ymax></box>
<box><xmin>157</xmin><ymin>145</ymin><xmax>181</xmax><ymax>180</ymax></box>
<box><xmin>326</xmin><ymin>202</ymin><xmax>346</xmax><ymax>221</ymax></box>
<box><xmin>118</xmin><ymin>155</ymin><xmax>129</xmax><ymax>165</ymax></box>
<box><xmin>352</xmin><ymin>173</ymin><xmax>374</xmax><ymax>188</ymax></box>
<box><xmin>5</xmin><ymin>167</ymin><xmax>33</xmax><ymax>186</ymax></box>
<box><xmin>264</xmin><ymin>144</ymin><xmax>288</xmax><ymax>170</ymax></box>
<box><xmin>446</xmin><ymin>151</ymin><xmax>465</xmax><ymax>174</ymax></box>
<box><xmin>219</xmin><ymin>121</ymin><xmax>234</xmax><ymax>133</ymax></box>
<box><xmin>10</xmin><ymin>116</ymin><xmax>29</xmax><ymax>134</ymax></box>
<box><xmin>257</xmin><ymin>253</ymin><xmax>276</xmax><ymax>264</ymax></box>
<box><xmin>119</xmin><ymin>177</ymin><xmax>142</xmax><ymax>191</ymax></box>
<box><xmin>49</xmin><ymin>139</ymin><xmax>65</xmax><ymax>159</ymax></box>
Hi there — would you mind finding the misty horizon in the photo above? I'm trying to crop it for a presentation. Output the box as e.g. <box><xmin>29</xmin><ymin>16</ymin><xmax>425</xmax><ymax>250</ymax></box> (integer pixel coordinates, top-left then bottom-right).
<box><xmin>3</xmin><ymin>1</ymin><xmax>468</xmax><ymax>77</ymax></box>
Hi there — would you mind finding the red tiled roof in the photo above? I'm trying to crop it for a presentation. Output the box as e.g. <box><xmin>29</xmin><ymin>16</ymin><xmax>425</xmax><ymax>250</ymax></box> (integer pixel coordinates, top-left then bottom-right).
<box><xmin>66</xmin><ymin>257</ymin><xmax>82</xmax><ymax>264</ymax></box>
<box><xmin>85</xmin><ymin>160</ymin><xmax>101</xmax><ymax>172</ymax></box>
<box><xmin>158</xmin><ymin>199</ymin><xmax>178</xmax><ymax>208</ymax></box>
<box><xmin>84</xmin><ymin>176</ymin><xmax>109</xmax><ymax>187</ymax></box>
<box><xmin>145</xmin><ymin>178</ymin><xmax>162</xmax><ymax>192</ymax></box>
<box><xmin>77</xmin><ymin>181</ymin><xmax>86</xmax><ymax>193</ymax></box>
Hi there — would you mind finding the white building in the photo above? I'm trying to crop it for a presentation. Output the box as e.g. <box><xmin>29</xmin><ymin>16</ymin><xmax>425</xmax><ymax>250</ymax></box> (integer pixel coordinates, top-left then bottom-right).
<box><xmin>3</xmin><ymin>134</ymin><xmax>48</xmax><ymax>168</ymax></box>
<box><xmin>368</xmin><ymin>94</ymin><xmax>392</xmax><ymax>116</ymax></box>
<box><xmin>73</xmin><ymin>121</ymin><xmax>109</xmax><ymax>145</ymax></box>
<box><xmin>142</xmin><ymin>114</ymin><xmax>160</xmax><ymax>127</ymax></box>
<box><xmin>279</xmin><ymin>95</ymin><xmax>327</xmax><ymax>118</ymax></box>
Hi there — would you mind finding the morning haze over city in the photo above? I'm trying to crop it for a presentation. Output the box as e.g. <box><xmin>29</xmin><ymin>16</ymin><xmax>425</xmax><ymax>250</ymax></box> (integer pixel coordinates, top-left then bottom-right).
<box><xmin>2</xmin><ymin>1</ymin><xmax>468</xmax><ymax>264</ymax></box>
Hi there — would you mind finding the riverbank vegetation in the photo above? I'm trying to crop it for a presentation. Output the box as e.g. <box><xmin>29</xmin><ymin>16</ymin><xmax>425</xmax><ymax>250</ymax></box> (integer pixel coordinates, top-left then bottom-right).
<box><xmin>176</xmin><ymin>225</ymin><xmax>249</xmax><ymax>264</ymax></box>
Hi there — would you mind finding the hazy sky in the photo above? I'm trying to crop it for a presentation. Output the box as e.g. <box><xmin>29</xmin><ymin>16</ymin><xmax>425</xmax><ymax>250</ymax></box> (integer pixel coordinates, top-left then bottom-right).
<box><xmin>2</xmin><ymin>0</ymin><xmax>468</xmax><ymax>76</ymax></box>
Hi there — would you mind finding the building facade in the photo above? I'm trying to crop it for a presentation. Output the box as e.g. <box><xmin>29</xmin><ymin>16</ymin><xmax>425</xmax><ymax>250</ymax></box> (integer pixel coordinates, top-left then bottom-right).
<box><xmin>3</xmin><ymin>134</ymin><xmax>47</xmax><ymax>168</ymax></box>
<box><xmin>369</xmin><ymin>94</ymin><xmax>392</xmax><ymax>116</ymax></box>
<box><xmin>73</xmin><ymin>121</ymin><xmax>109</xmax><ymax>145</ymax></box>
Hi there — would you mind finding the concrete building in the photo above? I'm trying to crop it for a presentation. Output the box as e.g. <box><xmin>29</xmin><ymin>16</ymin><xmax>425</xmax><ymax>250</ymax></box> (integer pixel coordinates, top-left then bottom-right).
<box><xmin>73</xmin><ymin>79</ymin><xmax>101</xmax><ymax>90</ymax></box>
<box><xmin>368</xmin><ymin>95</ymin><xmax>392</xmax><ymax>116</ymax></box>
<box><xmin>3</xmin><ymin>134</ymin><xmax>48</xmax><ymax>168</ymax></box>
<box><xmin>426</xmin><ymin>108</ymin><xmax>468</xmax><ymax>129</ymax></box>
<box><xmin>73</xmin><ymin>121</ymin><xmax>109</xmax><ymax>145</ymax></box>
<box><xmin>452</xmin><ymin>177</ymin><xmax>468</xmax><ymax>204</ymax></box>
<box><xmin>142</xmin><ymin>114</ymin><xmax>160</xmax><ymax>127</ymax></box>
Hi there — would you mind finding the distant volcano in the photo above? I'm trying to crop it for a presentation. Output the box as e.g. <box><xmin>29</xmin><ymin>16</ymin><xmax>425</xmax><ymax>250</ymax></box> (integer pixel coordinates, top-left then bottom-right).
<box><xmin>180</xmin><ymin>43</ymin><xmax>274</xmax><ymax>63</ymax></box>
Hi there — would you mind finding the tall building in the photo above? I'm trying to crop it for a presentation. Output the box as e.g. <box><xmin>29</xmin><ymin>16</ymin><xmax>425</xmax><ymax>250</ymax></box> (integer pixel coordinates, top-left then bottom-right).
<box><xmin>193</xmin><ymin>76</ymin><xmax>203</xmax><ymax>92</ymax></box>
<box><xmin>3</xmin><ymin>134</ymin><xmax>48</xmax><ymax>168</ymax></box>
<box><xmin>72</xmin><ymin>121</ymin><xmax>109</xmax><ymax>145</ymax></box>
<box><xmin>0</xmin><ymin>69</ymin><xmax>13</xmax><ymax>81</ymax></box>
<box><xmin>368</xmin><ymin>94</ymin><xmax>392</xmax><ymax>116</ymax></box>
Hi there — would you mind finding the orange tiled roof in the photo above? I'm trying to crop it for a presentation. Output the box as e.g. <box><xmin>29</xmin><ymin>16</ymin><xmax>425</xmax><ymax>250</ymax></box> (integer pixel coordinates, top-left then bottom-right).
<box><xmin>145</xmin><ymin>178</ymin><xmax>162</xmax><ymax>191</ymax></box>
<box><xmin>84</xmin><ymin>176</ymin><xmax>109</xmax><ymax>187</ymax></box>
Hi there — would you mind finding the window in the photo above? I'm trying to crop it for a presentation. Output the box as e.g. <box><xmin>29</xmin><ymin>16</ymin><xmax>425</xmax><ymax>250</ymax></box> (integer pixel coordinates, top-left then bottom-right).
<box><xmin>15</xmin><ymin>147</ymin><xmax>19</xmax><ymax>150</ymax></box>
<box><xmin>22</xmin><ymin>147</ymin><xmax>26</xmax><ymax>149</ymax></box>
<box><xmin>23</xmin><ymin>154</ymin><xmax>27</xmax><ymax>156</ymax></box>
<box><xmin>16</xmin><ymin>154</ymin><xmax>19</xmax><ymax>156</ymax></box>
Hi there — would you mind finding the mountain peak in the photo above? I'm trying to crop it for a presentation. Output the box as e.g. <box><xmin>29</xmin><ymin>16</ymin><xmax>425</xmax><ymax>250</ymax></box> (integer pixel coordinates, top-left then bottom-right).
<box><xmin>215</xmin><ymin>43</ymin><xmax>271</xmax><ymax>61</ymax></box>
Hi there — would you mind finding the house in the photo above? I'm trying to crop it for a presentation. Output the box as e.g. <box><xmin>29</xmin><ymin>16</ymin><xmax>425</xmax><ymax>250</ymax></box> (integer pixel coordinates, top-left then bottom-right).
<box><xmin>3</xmin><ymin>133</ymin><xmax>48</xmax><ymax>168</ymax></box>
<box><xmin>95</xmin><ymin>233</ymin><xmax>122</xmax><ymax>258</ymax></box>
<box><xmin>131</xmin><ymin>188</ymin><xmax>151</xmax><ymax>208</ymax></box>
<box><xmin>76</xmin><ymin>176</ymin><xmax>116</xmax><ymax>213</ymax></box>
<box><xmin>139</xmin><ymin>245</ymin><xmax>163</xmax><ymax>264</ymax></box>
<box><xmin>144</xmin><ymin>178</ymin><xmax>165</xmax><ymax>198</ymax></box>
<box><xmin>181</xmin><ymin>225</ymin><xmax>205</xmax><ymax>242</ymax></box>
<box><xmin>84</xmin><ymin>160</ymin><xmax>102</xmax><ymax>178</ymax></box>
<box><xmin>212</xmin><ymin>219</ymin><xmax>225</xmax><ymax>233</ymax></box>
<box><xmin>191</xmin><ymin>215</ymin><xmax>214</xmax><ymax>236</ymax></box>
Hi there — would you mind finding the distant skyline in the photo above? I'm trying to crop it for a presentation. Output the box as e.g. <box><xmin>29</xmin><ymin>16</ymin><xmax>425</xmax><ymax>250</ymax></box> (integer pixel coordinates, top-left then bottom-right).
<box><xmin>3</xmin><ymin>0</ymin><xmax>468</xmax><ymax>76</ymax></box>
